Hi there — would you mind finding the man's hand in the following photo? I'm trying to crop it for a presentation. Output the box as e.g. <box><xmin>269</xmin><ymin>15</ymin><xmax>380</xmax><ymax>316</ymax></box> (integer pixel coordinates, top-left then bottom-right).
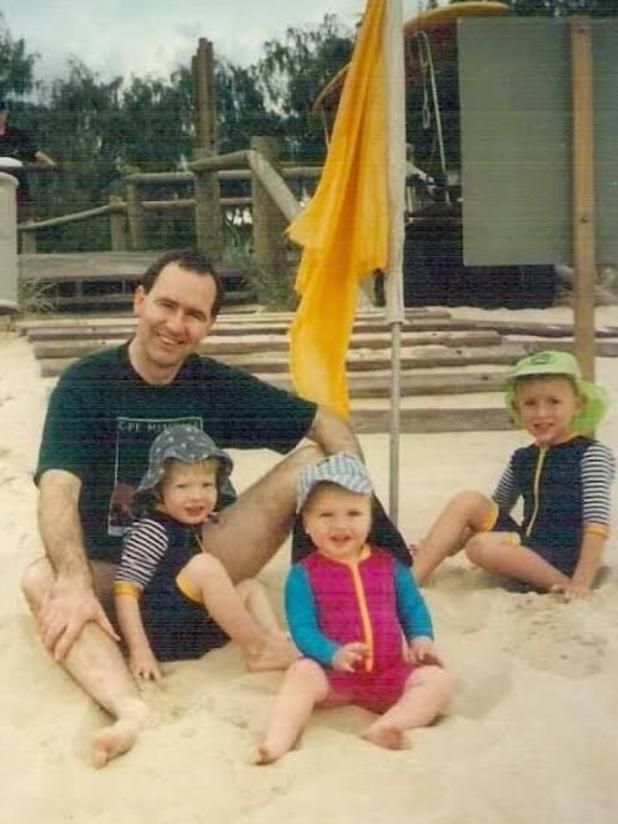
<box><xmin>38</xmin><ymin>581</ymin><xmax>119</xmax><ymax>661</ymax></box>
<box><xmin>407</xmin><ymin>636</ymin><xmax>443</xmax><ymax>667</ymax></box>
<box><xmin>332</xmin><ymin>642</ymin><xmax>369</xmax><ymax>673</ymax></box>
<box><xmin>129</xmin><ymin>647</ymin><xmax>162</xmax><ymax>683</ymax></box>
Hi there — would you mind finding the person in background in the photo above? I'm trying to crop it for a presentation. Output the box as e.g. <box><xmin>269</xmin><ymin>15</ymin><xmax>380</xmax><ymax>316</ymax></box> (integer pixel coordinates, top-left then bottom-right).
<box><xmin>0</xmin><ymin>99</ymin><xmax>56</xmax><ymax>220</ymax></box>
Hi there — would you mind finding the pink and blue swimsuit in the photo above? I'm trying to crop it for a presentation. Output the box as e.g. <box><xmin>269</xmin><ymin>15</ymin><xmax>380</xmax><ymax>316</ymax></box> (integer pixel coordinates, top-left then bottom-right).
<box><xmin>285</xmin><ymin>545</ymin><xmax>433</xmax><ymax>713</ymax></box>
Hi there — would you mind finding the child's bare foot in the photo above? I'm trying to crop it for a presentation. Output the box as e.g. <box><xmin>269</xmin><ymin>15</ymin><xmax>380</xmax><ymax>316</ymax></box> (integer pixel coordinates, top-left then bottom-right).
<box><xmin>92</xmin><ymin>699</ymin><xmax>156</xmax><ymax>768</ymax></box>
<box><xmin>251</xmin><ymin>743</ymin><xmax>279</xmax><ymax>765</ymax></box>
<box><xmin>361</xmin><ymin>725</ymin><xmax>405</xmax><ymax>750</ymax></box>
<box><xmin>247</xmin><ymin>631</ymin><xmax>299</xmax><ymax>672</ymax></box>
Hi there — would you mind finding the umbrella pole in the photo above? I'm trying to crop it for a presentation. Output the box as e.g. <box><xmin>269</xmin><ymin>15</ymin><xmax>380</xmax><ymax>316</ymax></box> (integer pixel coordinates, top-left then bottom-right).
<box><xmin>388</xmin><ymin>321</ymin><xmax>402</xmax><ymax>523</ymax></box>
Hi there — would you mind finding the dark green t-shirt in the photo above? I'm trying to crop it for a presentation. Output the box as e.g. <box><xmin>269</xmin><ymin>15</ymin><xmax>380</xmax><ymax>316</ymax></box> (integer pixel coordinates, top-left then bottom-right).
<box><xmin>36</xmin><ymin>344</ymin><xmax>317</xmax><ymax>563</ymax></box>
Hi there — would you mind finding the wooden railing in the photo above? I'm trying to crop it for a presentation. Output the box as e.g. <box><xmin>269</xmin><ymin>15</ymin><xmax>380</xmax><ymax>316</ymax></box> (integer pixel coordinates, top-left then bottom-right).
<box><xmin>17</xmin><ymin>139</ymin><xmax>321</xmax><ymax>292</ymax></box>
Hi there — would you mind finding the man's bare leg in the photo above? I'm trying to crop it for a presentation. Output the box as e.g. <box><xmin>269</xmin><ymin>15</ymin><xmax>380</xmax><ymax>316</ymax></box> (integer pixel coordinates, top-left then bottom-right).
<box><xmin>21</xmin><ymin>558</ymin><xmax>155</xmax><ymax>768</ymax></box>
<box><xmin>202</xmin><ymin>444</ymin><xmax>323</xmax><ymax>582</ymax></box>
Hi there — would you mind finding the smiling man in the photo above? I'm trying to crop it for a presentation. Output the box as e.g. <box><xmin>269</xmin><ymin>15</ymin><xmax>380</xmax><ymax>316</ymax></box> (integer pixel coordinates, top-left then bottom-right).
<box><xmin>22</xmin><ymin>248</ymin><xmax>390</xmax><ymax>767</ymax></box>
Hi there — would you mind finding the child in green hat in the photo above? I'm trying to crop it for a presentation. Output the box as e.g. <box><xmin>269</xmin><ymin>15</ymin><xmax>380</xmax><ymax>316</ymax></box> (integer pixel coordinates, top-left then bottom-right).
<box><xmin>413</xmin><ymin>351</ymin><xmax>615</xmax><ymax>599</ymax></box>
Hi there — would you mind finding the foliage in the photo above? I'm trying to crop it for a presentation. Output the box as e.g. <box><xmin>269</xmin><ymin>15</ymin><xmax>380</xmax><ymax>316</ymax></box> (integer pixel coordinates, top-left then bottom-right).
<box><xmin>254</xmin><ymin>15</ymin><xmax>354</xmax><ymax>161</ymax></box>
<box><xmin>507</xmin><ymin>0</ymin><xmax>618</xmax><ymax>15</ymax></box>
<box><xmin>0</xmin><ymin>14</ymin><xmax>37</xmax><ymax>99</ymax></box>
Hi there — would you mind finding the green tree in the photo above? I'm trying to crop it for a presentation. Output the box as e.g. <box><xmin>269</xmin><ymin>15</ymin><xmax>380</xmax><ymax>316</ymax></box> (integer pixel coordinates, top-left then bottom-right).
<box><xmin>508</xmin><ymin>0</ymin><xmax>618</xmax><ymax>15</ymax></box>
<box><xmin>0</xmin><ymin>14</ymin><xmax>37</xmax><ymax>98</ymax></box>
<box><xmin>254</xmin><ymin>14</ymin><xmax>353</xmax><ymax>161</ymax></box>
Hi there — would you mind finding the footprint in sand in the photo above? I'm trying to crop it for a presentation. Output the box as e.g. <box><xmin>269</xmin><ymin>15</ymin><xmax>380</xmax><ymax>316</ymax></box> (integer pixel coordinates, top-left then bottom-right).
<box><xmin>502</xmin><ymin>599</ymin><xmax>606</xmax><ymax>678</ymax></box>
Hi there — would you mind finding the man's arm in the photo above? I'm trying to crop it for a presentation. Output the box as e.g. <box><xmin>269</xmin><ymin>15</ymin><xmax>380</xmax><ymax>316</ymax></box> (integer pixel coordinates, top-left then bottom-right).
<box><xmin>37</xmin><ymin>469</ymin><xmax>118</xmax><ymax>659</ymax></box>
<box><xmin>305</xmin><ymin>405</ymin><xmax>363</xmax><ymax>458</ymax></box>
<box><xmin>34</xmin><ymin>149</ymin><xmax>56</xmax><ymax>166</ymax></box>
<box><xmin>38</xmin><ymin>469</ymin><xmax>90</xmax><ymax>585</ymax></box>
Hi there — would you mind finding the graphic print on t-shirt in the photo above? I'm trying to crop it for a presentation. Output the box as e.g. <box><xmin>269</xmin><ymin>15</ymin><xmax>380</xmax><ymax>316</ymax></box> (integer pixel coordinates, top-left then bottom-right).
<box><xmin>108</xmin><ymin>415</ymin><xmax>202</xmax><ymax>536</ymax></box>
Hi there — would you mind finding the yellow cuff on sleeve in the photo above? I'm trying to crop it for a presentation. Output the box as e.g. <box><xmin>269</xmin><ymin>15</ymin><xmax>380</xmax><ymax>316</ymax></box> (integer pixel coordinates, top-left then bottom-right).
<box><xmin>113</xmin><ymin>581</ymin><xmax>141</xmax><ymax>598</ymax></box>
<box><xmin>477</xmin><ymin>500</ymin><xmax>499</xmax><ymax>533</ymax></box>
<box><xmin>583</xmin><ymin>523</ymin><xmax>609</xmax><ymax>538</ymax></box>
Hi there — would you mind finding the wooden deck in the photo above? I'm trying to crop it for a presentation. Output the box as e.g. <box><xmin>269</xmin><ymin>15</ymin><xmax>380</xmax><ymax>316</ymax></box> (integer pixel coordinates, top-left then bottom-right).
<box><xmin>18</xmin><ymin>251</ymin><xmax>257</xmax><ymax>311</ymax></box>
<box><xmin>18</xmin><ymin>308</ymin><xmax>618</xmax><ymax>434</ymax></box>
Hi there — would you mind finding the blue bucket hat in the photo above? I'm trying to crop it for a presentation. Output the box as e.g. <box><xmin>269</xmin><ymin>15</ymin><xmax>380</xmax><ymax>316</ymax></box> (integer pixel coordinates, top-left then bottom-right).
<box><xmin>296</xmin><ymin>453</ymin><xmax>373</xmax><ymax>513</ymax></box>
<box><xmin>136</xmin><ymin>424</ymin><xmax>233</xmax><ymax>503</ymax></box>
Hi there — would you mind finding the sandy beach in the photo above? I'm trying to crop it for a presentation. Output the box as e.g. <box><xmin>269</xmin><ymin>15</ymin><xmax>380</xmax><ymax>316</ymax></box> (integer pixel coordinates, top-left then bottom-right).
<box><xmin>1</xmin><ymin>305</ymin><xmax>617</xmax><ymax>824</ymax></box>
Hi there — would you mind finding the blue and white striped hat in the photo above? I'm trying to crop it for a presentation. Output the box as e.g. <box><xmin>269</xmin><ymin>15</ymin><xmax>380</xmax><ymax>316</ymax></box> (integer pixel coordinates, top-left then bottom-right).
<box><xmin>296</xmin><ymin>453</ymin><xmax>373</xmax><ymax>512</ymax></box>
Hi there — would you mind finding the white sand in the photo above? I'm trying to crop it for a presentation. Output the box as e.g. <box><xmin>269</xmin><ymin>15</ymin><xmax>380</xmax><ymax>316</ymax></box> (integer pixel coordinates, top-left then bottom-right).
<box><xmin>1</xmin><ymin>306</ymin><xmax>618</xmax><ymax>824</ymax></box>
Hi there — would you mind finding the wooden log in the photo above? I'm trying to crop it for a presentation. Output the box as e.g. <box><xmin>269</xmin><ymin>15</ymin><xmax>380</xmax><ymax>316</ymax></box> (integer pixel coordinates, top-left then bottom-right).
<box><xmin>17</xmin><ymin>202</ymin><xmax>115</xmax><ymax>231</ymax></box>
<box><xmin>194</xmin><ymin>38</ymin><xmax>217</xmax><ymax>152</ymax></box>
<box><xmin>125</xmin><ymin>183</ymin><xmax>145</xmax><ymax>251</ymax></box>
<box><xmin>570</xmin><ymin>17</ymin><xmax>597</xmax><ymax>380</ymax></box>
<box><xmin>31</xmin><ymin>330</ymin><xmax>502</xmax><ymax>361</ymax></box>
<box><xmin>193</xmin><ymin>148</ymin><xmax>223</xmax><ymax>259</ymax></box>
<box><xmin>19</xmin><ymin>227</ymin><xmax>37</xmax><ymax>254</ymax></box>
<box><xmin>349</xmin><ymin>407</ymin><xmax>512</xmax><ymax>435</ymax></box>
<box><xmin>247</xmin><ymin>149</ymin><xmax>301</xmax><ymax>222</ymax></box>
<box><xmin>109</xmin><ymin>195</ymin><xmax>129</xmax><ymax>252</ymax></box>
<box><xmin>124</xmin><ymin>171</ymin><xmax>193</xmax><ymax>185</ymax></box>
<box><xmin>190</xmin><ymin>150</ymin><xmax>250</xmax><ymax>173</ymax></box>
<box><xmin>250</xmin><ymin>136</ymin><xmax>290</xmax><ymax>305</ymax></box>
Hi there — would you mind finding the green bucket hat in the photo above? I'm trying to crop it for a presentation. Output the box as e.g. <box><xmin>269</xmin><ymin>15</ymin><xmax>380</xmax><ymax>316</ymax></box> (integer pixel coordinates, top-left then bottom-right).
<box><xmin>504</xmin><ymin>350</ymin><xmax>609</xmax><ymax>434</ymax></box>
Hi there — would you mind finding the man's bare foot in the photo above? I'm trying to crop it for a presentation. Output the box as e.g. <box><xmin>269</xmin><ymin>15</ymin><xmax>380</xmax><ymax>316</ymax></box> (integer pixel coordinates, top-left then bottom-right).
<box><xmin>361</xmin><ymin>725</ymin><xmax>404</xmax><ymax>750</ymax></box>
<box><xmin>247</xmin><ymin>631</ymin><xmax>299</xmax><ymax>672</ymax></box>
<box><xmin>92</xmin><ymin>699</ymin><xmax>156</xmax><ymax>768</ymax></box>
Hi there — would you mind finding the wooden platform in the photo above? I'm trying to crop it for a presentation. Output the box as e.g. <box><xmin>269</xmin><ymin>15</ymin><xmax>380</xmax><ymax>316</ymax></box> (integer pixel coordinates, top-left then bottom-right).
<box><xmin>18</xmin><ymin>251</ymin><xmax>257</xmax><ymax>311</ymax></box>
<box><xmin>19</xmin><ymin>309</ymin><xmax>618</xmax><ymax>434</ymax></box>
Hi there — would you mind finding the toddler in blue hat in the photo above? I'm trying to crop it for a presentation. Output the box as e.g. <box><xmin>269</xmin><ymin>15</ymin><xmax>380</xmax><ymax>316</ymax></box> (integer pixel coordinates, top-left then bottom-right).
<box><xmin>114</xmin><ymin>424</ymin><xmax>295</xmax><ymax>680</ymax></box>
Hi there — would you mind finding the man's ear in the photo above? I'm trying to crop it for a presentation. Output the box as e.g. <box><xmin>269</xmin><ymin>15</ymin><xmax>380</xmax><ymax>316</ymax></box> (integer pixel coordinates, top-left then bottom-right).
<box><xmin>133</xmin><ymin>285</ymin><xmax>146</xmax><ymax>315</ymax></box>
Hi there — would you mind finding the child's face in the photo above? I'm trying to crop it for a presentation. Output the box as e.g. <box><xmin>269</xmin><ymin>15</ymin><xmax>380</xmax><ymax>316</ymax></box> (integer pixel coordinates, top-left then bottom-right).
<box><xmin>159</xmin><ymin>460</ymin><xmax>218</xmax><ymax>525</ymax></box>
<box><xmin>302</xmin><ymin>484</ymin><xmax>372</xmax><ymax>562</ymax></box>
<box><xmin>514</xmin><ymin>375</ymin><xmax>582</xmax><ymax>446</ymax></box>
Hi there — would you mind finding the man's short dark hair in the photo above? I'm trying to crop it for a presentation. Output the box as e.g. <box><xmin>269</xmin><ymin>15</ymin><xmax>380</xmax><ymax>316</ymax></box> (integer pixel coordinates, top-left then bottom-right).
<box><xmin>141</xmin><ymin>249</ymin><xmax>224</xmax><ymax>319</ymax></box>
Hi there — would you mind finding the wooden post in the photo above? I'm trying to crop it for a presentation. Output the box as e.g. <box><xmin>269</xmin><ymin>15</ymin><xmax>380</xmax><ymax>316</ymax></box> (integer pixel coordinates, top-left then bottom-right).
<box><xmin>20</xmin><ymin>227</ymin><xmax>37</xmax><ymax>254</ymax></box>
<box><xmin>125</xmin><ymin>182</ymin><xmax>145</xmax><ymax>251</ymax></box>
<box><xmin>570</xmin><ymin>17</ymin><xmax>596</xmax><ymax>381</ymax></box>
<box><xmin>109</xmin><ymin>195</ymin><xmax>129</xmax><ymax>252</ymax></box>
<box><xmin>193</xmin><ymin>153</ymin><xmax>223</xmax><ymax>259</ymax></box>
<box><xmin>250</xmin><ymin>136</ymin><xmax>289</xmax><ymax>304</ymax></box>
<box><xmin>193</xmin><ymin>39</ymin><xmax>217</xmax><ymax>152</ymax></box>
<box><xmin>192</xmin><ymin>38</ymin><xmax>222</xmax><ymax>258</ymax></box>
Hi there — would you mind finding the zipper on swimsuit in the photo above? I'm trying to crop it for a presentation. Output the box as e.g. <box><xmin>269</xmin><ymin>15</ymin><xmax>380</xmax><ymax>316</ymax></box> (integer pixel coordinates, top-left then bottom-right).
<box><xmin>347</xmin><ymin>550</ymin><xmax>374</xmax><ymax>673</ymax></box>
<box><xmin>525</xmin><ymin>445</ymin><xmax>548</xmax><ymax>538</ymax></box>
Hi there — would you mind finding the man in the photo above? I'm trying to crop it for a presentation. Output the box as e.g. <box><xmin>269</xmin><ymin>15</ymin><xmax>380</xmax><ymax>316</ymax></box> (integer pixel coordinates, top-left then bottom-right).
<box><xmin>0</xmin><ymin>99</ymin><xmax>56</xmax><ymax>220</ymax></box>
<box><xmin>22</xmin><ymin>249</ymin><xmax>404</xmax><ymax>767</ymax></box>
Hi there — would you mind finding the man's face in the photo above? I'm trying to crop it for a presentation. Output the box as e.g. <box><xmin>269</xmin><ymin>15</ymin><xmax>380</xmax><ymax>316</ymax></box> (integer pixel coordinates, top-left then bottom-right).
<box><xmin>131</xmin><ymin>262</ymin><xmax>217</xmax><ymax>382</ymax></box>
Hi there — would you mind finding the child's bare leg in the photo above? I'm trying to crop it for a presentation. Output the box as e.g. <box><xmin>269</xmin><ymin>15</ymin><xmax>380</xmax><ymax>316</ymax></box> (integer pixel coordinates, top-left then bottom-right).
<box><xmin>235</xmin><ymin>578</ymin><xmax>282</xmax><ymax>635</ymax></box>
<box><xmin>253</xmin><ymin>659</ymin><xmax>330</xmax><ymax>764</ymax></box>
<box><xmin>178</xmin><ymin>554</ymin><xmax>295</xmax><ymax>671</ymax></box>
<box><xmin>362</xmin><ymin>665</ymin><xmax>454</xmax><ymax>750</ymax></box>
<box><xmin>414</xmin><ymin>491</ymin><xmax>495</xmax><ymax>584</ymax></box>
<box><xmin>465</xmin><ymin>533</ymin><xmax>571</xmax><ymax>591</ymax></box>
